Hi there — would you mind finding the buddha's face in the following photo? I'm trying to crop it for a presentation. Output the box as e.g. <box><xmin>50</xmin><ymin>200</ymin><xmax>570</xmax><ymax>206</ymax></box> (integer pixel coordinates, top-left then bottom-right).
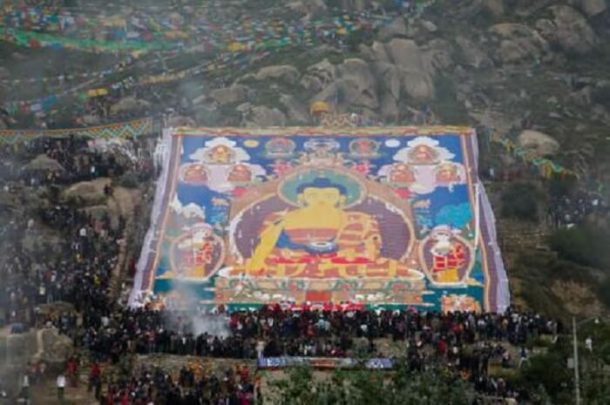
<box><xmin>298</xmin><ymin>187</ymin><xmax>346</xmax><ymax>208</ymax></box>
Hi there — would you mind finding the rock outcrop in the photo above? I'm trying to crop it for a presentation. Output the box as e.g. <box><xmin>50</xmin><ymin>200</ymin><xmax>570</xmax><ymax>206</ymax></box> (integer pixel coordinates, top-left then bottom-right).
<box><xmin>243</xmin><ymin>105</ymin><xmax>287</xmax><ymax>127</ymax></box>
<box><xmin>61</xmin><ymin>178</ymin><xmax>110</xmax><ymax>206</ymax></box>
<box><xmin>385</xmin><ymin>38</ymin><xmax>435</xmax><ymax>101</ymax></box>
<box><xmin>378</xmin><ymin>17</ymin><xmax>407</xmax><ymax>40</ymax></box>
<box><xmin>279</xmin><ymin>94</ymin><xmax>310</xmax><ymax>124</ymax></box>
<box><xmin>517</xmin><ymin>130</ymin><xmax>560</xmax><ymax>157</ymax></box>
<box><xmin>300</xmin><ymin>59</ymin><xmax>337</xmax><ymax>93</ymax></box>
<box><xmin>455</xmin><ymin>36</ymin><xmax>493</xmax><ymax>69</ymax></box>
<box><xmin>580</xmin><ymin>0</ymin><xmax>608</xmax><ymax>17</ymax></box>
<box><xmin>489</xmin><ymin>23</ymin><xmax>551</xmax><ymax>63</ymax></box>
<box><xmin>536</xmin><ymin>6</ymin><xmax>596</xmax><ymax>54</ymax></box>
<box><xmin>255</xmin><ymin>65</ymin><xmax>300</xmax><ymax>84</ymax></box>
<box><xmin>110</xmin><ymin>97</ymin><xmax>151</xmax><ymax>114</ymax></box>
<box><xmin>482</xmin><ymin>0</ymin><xmax>505</xmax><ymax>16</ymax></box>
<box><xmin>210</xmin><ymin>84</ymin><xmax>249</xmax><ymax>105</ymax></box>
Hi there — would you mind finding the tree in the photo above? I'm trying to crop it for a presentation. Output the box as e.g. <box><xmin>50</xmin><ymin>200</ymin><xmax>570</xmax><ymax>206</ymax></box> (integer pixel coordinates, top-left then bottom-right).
<box><xmin>549</xmin><ymin>224</ymin><xmax>610</xmax><ymax>269</ymax></box>
<box><xmin>501</xmin><ymin>182</ymin><xmax>541</xmax><ymax>222</ymax></box>
<box><xmin>269</xmin><ymin>364</ymin><xmax>474</xmax><ymax>405</ymax></box>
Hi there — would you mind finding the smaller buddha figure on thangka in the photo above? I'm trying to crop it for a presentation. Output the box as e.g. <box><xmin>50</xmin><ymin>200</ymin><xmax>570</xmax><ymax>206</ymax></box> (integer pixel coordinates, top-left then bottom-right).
<box><xmin>389</xmin><ymin>163</ymin><xmax>417</xmax><ymax>187</ymax></box>
<box><xmin>435</xmin><ymin>162</ymin><xmax>462</xmax><ymax>185</ymax></box>
<box><xmin>349</xmin><ymin>138</ymin><xmax>379</xmax><ymax>158</ymax></box>
<box><xmin>265</xmin><ymin>138</ymin><xmax>296</xmax><ymax>158</ymax></box>
<box><xmin>408</xmin><ymin>144</ymin><xmax>440</xmax><ymax>165</ymax></box>
<box><xmin>426</xmin><ymin>226</ymin><xmax>469</xmax><ymax>284</ymax></box>
<box><xmin>206</xmin><ymin>145</ymin><xmax>235</xmax><ymax>164</ymax></box>
<box><xmin>180</xmin><ymin>163</ymin><xmax>208</xmax><ymax>185</ymax></box>
<box><xmin>164</xmin><ymin>225</ymin><xmax>225</xmax><ymax>280</ymax></box>
<box><xmin>303</xmin><ymin>138</ymin><xmax>340</xmax><ymax>160</ymax></box>
<box><xmin>228</xmin><ymin>163</ymin><xmax>253</xmax><ymax>184</ymax></box>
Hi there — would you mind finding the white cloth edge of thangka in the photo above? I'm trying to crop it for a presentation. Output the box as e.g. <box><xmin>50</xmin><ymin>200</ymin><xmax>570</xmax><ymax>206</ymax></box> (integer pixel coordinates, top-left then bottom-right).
<box><xmin>480</xmin><ymin>183</ymin><xmax>511</xmax><ymax>313</ymax></box>
<box><xmin>470</xmin><ymin>132</ymin><xmax>510</xmax><ymax>313</ymax></box>
<box><xmin>129</xmin><ymin>128</ymin><xmax>173</xmax><ymax>307</ymax></box>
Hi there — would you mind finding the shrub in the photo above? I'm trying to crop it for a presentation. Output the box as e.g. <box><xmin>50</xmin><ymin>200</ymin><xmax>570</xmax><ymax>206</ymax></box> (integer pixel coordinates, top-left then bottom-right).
<box><xmin>549</xmin><ymin>224</ymin><xmax>610</xmax><ymax>269</ymax></box>
<box><xmin>432</xmin><ymin>75</ymin><xmax>470</xmax><ymax>124</ymax></box>
<box><xmin>116</xmin><ymin>172</ymin><xmax>139</xmax><ymax>189</ymax></box>
<box><xmin>597</xmin><ymin>277</ymin><xmax>610</xmax><ymax>308</ymax></box>
<box><xmin>501</xmin><ymin>182</ymin><xmax>541</xmax><ymax>222</ymax></box>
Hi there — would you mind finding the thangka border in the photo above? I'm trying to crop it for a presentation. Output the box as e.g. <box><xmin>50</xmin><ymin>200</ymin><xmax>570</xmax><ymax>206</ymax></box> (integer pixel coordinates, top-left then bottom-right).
<box><xmin>129</xmin><ymin>128</ymin><xmax>175</xmax><ymax>305</ymax></box>
<box><xmin>130</xmin><ymin>126</ymin><xmax>509</xmax><ymax>312</ymax></box>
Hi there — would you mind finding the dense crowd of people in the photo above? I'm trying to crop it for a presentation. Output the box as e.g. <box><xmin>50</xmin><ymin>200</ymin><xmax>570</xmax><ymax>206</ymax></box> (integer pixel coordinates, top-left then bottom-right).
<box><xmin>74</xmin><ymin>304</ymin><xmax>561</xmax><ymax>360</ymax></box>
<box><xmin>0</xmin><ymin>135</ymin><xmax>155</xmax><ymax>330</ymax></box>
<box><xmin>51</xmin><ymin>304</ymin><xmax>553</xmax><ymax>402</ymax></box>
<box><xmin>548</xmin><ymin>189</ymin><xmax>608</xmax><ymax>228</ymax></box>
<box><xmin>100</xmin><ymin>364</ymin><xmax>258</xmax><ymax>404</ymax></box>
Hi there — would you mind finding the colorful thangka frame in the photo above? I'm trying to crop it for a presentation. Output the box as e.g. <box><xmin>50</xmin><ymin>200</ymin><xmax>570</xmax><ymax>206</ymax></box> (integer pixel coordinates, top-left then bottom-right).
<box><xmin>131</xmin><ymin>127</ymin><xmax>509</xmax><ymax>312</ymax></box>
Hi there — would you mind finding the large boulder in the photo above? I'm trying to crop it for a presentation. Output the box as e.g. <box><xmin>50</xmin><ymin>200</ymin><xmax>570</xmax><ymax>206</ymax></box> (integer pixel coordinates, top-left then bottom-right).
<box><xmin>40</xmin><ymin>328</ymin><xmax>73</xmax><ymax>364</ymax></box>
<box><xmin>386</xmin><ymin>38</ymin><xmax>424</xmax><ymax>73</ymax></box>
<box><xmin>517</xmin><ymin>130</ymin><xmax>560</xmax><ymax>157</ymax></box>
<box><xmin>580</xmin><ymin>0</ymin><xmax>607</xmax><ymax>16</ymax></box>
<box><xmin>359</xmin><ymin>41</ymin><xmax>390</xmax><ymax>63</ymax></box>
<box><xmin>61</xmin><ymin>178</ymin><xmax>110</xmax><ymax>206</ymax></box>
<box><xmin>482</xmin><ymin>0</ymin><xmax>505</xmax><ymax>16</ymax></box>
<box><xmin>300</xmin><ymin>59</ymin><xmax>337</xmax><ymax>93</ymax></box>
<box><xmin>489</xmin><ymin>23</ymin><xmax>551</xmax><ymax>63</ymax></box>
<box><xmin>166</xmin><ymin>115</ymin><xmax>196</xmax><ymax>127</ymax></box>
<box><xmin>311</xmin><ymin>63</ymin><xmax>380</xmax><ymax>111</ymax></box>
<box><xmin>336</xmin><ymin>58</ymin><xmax>379</xmax><ymax>110</ymax></box>
<box><xmin>210</xmin><ymin>84</ymin><xmax>249</xmax><ymax>105</ymax></box>
<box><xmin>536</xmin><ymin>6</ymin><xmax>596</xmax><ymax>54</ymax></box>
<box><xmin>255</xmin><ymin>65</ymin><xmax>300</xmax><ymax>84</ymax></box>
<box><xmin>378</xmin><ymin>17</ymin><xmax>407</xmax><ymax>40</ymax></box>
<box><xmin>279</xmin><ymin>95</ymin><xmax>310</xmax><ymax>124</ymax></box>
<box><xmin>23</xmin><ymin>154</ymin><xmax>65</xmax><ymax>174</ymax></box>
<box><xmin>421</xmin><ymin>39</ymin><xmax>454</xmax><ymax>73</ymax></box>
<box><xmin>385</xmin><ymin>39</ymin><xmax>435</xmax><ymax>101</ymax></box>
<box><xmin>456</xmin><ymin>36</ymin><xmax>493</xmax><ymax>68</ymax></box>
<box><xmin>402</xmin><ymin>71</ymin><xmax>435</xmax><ymax>102</ymax></box>
<box><xmin>370</xmin><ymin>41</ymin><xmax>390</xmax><ymax>63</ymax></box>
<box><xmin>380</xmin><ymin>93</ymin><xmax>400</xmax><ymax>122</ymax></box>
<box><xmin>244</xmin><ymin>106</ymin><xmax>286</xmax><ymax>127</ymax></box>
<box><xmin>371</xmin><ymin>62</ymin><xmax>401</xmax><ymax>101</ymax></box>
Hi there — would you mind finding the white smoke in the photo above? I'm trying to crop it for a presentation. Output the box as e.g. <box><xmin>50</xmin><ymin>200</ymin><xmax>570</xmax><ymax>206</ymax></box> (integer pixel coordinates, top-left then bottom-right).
<box><xmin>191</xmin><ymin>312</ymin><xmax>231</xmax><ymax>338</ymax></box>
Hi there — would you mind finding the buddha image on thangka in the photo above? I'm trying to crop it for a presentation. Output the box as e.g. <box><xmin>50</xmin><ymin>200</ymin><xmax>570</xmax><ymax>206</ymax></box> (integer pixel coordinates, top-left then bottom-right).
<box><xmin>138</xmin><ymin>128</ymin><xmax>508</xmax><ymax>312</ymax></box>
<box><xmin>216</xmin><ymin>167</ymin><xmax>427</xmax><ymax>304</ymax></box>
<box><xmin>227</xmin><ymin>169</ymin><xmax>423</xmax><ymax>280</ymax></box>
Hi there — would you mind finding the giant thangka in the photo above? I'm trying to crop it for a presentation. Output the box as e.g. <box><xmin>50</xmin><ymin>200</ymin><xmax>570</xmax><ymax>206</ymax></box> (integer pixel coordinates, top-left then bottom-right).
<box><xmin>131</xmin><ymin>127</ymin><xmax>509</xmax><ymax>312</ymax></box>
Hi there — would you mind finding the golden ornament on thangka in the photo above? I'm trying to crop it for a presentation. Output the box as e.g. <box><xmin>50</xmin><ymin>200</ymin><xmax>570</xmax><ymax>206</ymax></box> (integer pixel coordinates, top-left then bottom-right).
<box><xmin>320</xmin><ymin>112</ymin><xmax>358</xmax><ymax>128</ymax></box>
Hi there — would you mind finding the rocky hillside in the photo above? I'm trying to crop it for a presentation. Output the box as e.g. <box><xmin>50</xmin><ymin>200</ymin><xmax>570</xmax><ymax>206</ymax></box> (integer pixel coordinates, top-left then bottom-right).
<box><xmin>1</xmin><ymin>0</ymin><xmax>609</xmax><ymax>320</ymax></box>
<box><xmin>193</xmin><ymin>0</ymin><xmax>609</xmax><ymax>175</ymax></box>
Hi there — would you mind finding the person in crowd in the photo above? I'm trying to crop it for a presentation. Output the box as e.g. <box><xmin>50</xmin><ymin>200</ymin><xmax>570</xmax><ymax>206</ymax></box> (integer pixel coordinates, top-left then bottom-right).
<box><xmin>56</xmin><ymin>372</ymin><xmax>66</xmax><ymax>402</ymax></box>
